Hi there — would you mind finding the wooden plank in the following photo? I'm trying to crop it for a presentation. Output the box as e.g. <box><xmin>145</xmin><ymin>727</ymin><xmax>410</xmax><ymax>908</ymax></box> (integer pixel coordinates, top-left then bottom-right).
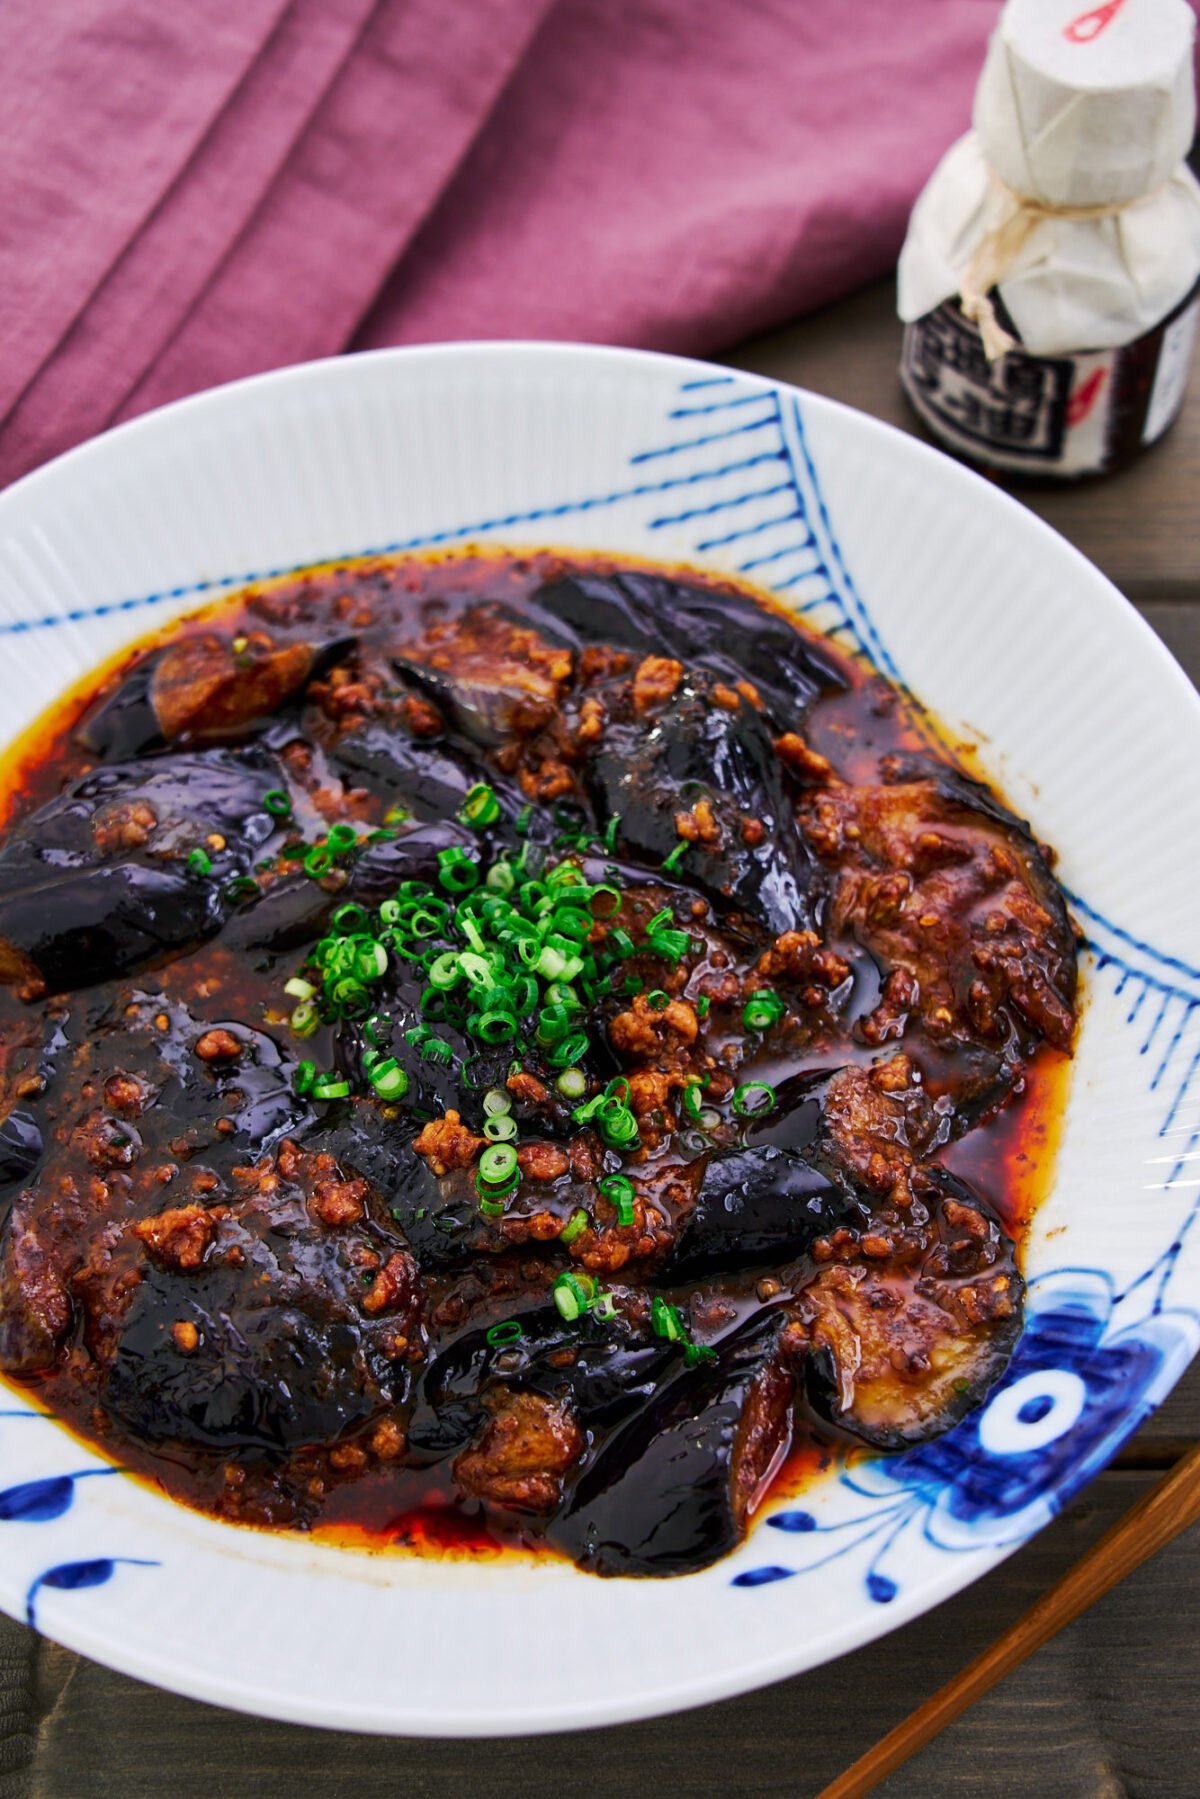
<box><xmin>725</xmin><ymin>280</ymin><xmax>1200</xmax><ymax>605</ymax></box>
<box><xmin>0</xmin><ymin>1470</ymin><xmax>1195</xmax><ymax>1797</ymax></box>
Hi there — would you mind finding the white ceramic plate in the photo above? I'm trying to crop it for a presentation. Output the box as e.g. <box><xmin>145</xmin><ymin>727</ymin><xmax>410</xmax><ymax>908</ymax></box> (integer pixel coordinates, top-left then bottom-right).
<box><xmin>0</xmin><ymin>342</ymin><xmax>1198</xmax><ymax>1736</ymax></box>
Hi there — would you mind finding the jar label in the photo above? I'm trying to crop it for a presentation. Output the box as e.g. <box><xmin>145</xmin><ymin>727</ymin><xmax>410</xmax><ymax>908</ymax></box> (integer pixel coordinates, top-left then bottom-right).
<box><xmin>900</xmin><ymin>295</ymin><xmax>1196</xmax><ymax>479</ymax></box>
<box><xmin>1143</xmin><ymin>299</ymin><xmax>1199</xmax><ymax>446</ymax></box>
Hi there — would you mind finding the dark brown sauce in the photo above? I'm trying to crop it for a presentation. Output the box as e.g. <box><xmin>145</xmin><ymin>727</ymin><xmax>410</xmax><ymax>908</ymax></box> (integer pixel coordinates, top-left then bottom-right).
<box><xmin>0</xmin><ymin>547</ymin><xmax>1076</xmax><ymax>1570</ymax></box>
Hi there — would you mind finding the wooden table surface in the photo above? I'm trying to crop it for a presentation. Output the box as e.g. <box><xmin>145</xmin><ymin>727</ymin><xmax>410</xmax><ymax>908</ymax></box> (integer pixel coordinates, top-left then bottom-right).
<box><xmin>2</xmin><ymin>278</ymin><xmax>1198</xmax><ymax>1799</ymax></box>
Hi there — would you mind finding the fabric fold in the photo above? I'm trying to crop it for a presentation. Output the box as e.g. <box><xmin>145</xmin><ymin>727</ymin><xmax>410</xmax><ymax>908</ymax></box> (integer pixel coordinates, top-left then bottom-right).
<box><xmin>0</xmin><ymin>0</ymin><xmax>292</xmax><ymax>422</ymax></box>
<box><xmin>0</xmin><ymin>0</ymin><xmax>380</xmax><ymax>479</ymax></box>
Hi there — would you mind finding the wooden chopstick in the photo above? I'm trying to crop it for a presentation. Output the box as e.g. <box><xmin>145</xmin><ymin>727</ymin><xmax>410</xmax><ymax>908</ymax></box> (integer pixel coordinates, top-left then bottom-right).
<box><xmin>815</xmin><ymin>1439</ymin><xmax>1200</xmax><ymax>1799</ymax></box>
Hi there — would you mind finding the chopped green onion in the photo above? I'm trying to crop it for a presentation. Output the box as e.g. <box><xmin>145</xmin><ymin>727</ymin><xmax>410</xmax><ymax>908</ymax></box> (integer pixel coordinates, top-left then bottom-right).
<box><xmin>280</xmin><ymin>842</ymin><xmax>307</xmax><ymax>860</ymax></box>
<box><xmin>420</xmin><ymin>1036</ymin><xmax>454</xmax><ymax>1065</ymax></box>
<box><xmin>478</xmin><ymin>1144</ymin><xmax>518</xmax><ymax>1186</ymax></box>
<box><xmin>263</xmin><ymin>789</ymin><xmax>292</xmax><ymax>817</ymax></box>
<box><xmin>684</xmin><ymin>1343</ymin><xmax>718</xmax><ymax>1367</ymax></box>
<box><xmin>515</xmin><ymin>804</ymin><xmax>534</xmax><ymax>835</ymax></box>
<box><xmin>662</xmin><ymin>840</ymin><xmax>689</xmax><ymax>874</ymax></box>
<box><xmin>437</xmin><ymin>847</ymin><xmax>479</xmax><ymax>892</ymax></box>
<box><xmin>695</xmin><ymin>995</ymin><xmax>711</xmax><ymax>1019</ymax></box>
<box><xmin>603</xmin><ymin>814</ymin><xmax>621</xmax><ymax>853</ymax></box>
<box><xmin>647</xmin><ymin>989</ymin><xmax>669</xmax><ymax>1011</ymax></box>
<box><xmin>290</xmin><ymin>1001</ymin><xmax>319</xmax><ymax>1038</ymax></box>
<box><xmin>367</xmin><ymin>1058</ymin><xmax>409</xmax><ymax>1100</ymax></box>
<box><xmin>478</xmin><ymin>1194</ymin><xmax>509</xmax><ymax>1217</ymax></box>
<box><xmin>486</xmin><ymin>859</ymin><xmax>516</xmax><ymax>894</ymax></box>
<box><xmin>483</xmin><ymin>1113</ymin><xmax>518</xmax><ymax>1142</ymax></box>
<box><xmin>648</xmin><ymin>927</ymin><xmax>690</xmax><ymax>963</ymax></box>
<box><xmin>560</xmin><ymin>1209</ymin><xmax>590</xmax><ymax>1246</ymax></box>
<box><xmin>599</xmin><ymin>1173</ymin><xmax>635</xmax><ymax>1227</ymax></box>
<box><xmin>682</xmin><ymin>1081</ymin><xmax>705</xmax><ymax>1122</ymax></box>
<box><xmin>547</xmin><ymin>1030</ymin><xmax>589</xmax><ymax>1067</ymax></box>
<box><xmin>483</xmin><ymin>1088</ymin><xmax>513</xmax><ymax>1118</ymax></box>
<box><xmin>332</xmin><ymin>902</ymin><xmax>368</xmax><ymax>934</ymax></box>
<box><xmin>459</xmin><ymin>782</ymin><xmax>502</xmax><ymax>828</ymax></box>
<box><xmin>477</xmin><ymin>1010</ymin><xmax>517</xmax><ymax>1044</ymax></box>
<box><xmin>597</xmin><ymin>1103</ymin><xmax>639</xmax><ymax>1148</ymax></box>
<box><xmin>304</xmin><ymin>846</ymin><xmax>332</xmax><ymax>878</ymax></box>
<box><xmin>651</xmin><ymin>1296</ymin><xmax>687</xmax><ymax>1343</ymax></box>
<box><xmin>743</xmin><ymin>989</ymin><xmax>785</xmax><ymax>1032</ymax></box>
<box><xmin>733</xmin><ymin>1081</ymin><xmax>776</xmax><ymax>1117</ymax></box>
<box><xmin>646</xmin><ymin>909</ymin><xmax>672</xmax><ymax>934</ymax></box>
<box><xmin>311</xmin><ymin>1075</ymin><xmax>351</xmax><ymax>1101</ymax></box>
<box><xmin>186</xmin><ymin>847</ymin><xmax>212</xmax><ymax>877</ymax></box>
<box><xmin>224</xmin><ymin>875</ymin><xmax>259</xmax><ymax>903</ymax></box>
<box><xmin>284</xmin><ymin>976</ymin><xmax>315</xmax><ymax>1001</ymax></box>
<box><xmin>328</xmin><ymin>823</ymin><xmax>358</xmax><ymax>853</ymax></box>
<box><xmin>383</xmin><ymin>804</ymin><xmax>411</xmax><ymax>828</ymax></box>
<box><xmin>293</xmin><ymin>1060</ymin><xmax>316</xmax><ymax>1096</ymax></box>
<box><xmin>486</xmin><ymin>1320</ymin><xmax>524</xmax><ymax>1347</ymax></box>
<box><xmin>607</xmin><ymin>927</ymin><xmax>635</xmax><ymax>959</ymax></box>
<box><xmin>552</xmin><ymin>1270</ymin><xmax>597</xmax><ymax>1322</ymax></box>
<box><xmin>555</xmin><ymin>1067</ymin><xmax>587</xmax><ymax>1100</ymax></box>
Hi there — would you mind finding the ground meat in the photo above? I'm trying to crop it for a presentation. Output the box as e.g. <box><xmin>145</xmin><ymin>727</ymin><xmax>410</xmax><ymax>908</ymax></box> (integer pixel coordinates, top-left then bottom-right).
<box><xmin>194</xmin><ymin>1029</ymin><xmax>242</xmax><ymax>1062</ymax></box>
<box><xmin>360</xmin><ymin>1250</ymin><xmax>419</xmax><ymax>1320</ymax></box>
<box><xmin>453</xmin><ymin>1389</ymin><xmax>583</xmax><ymax>1512</ymax></box>
<box><xmin>675</xmin><ymin>797</ymin><xmax>722</xmax><ymax>846</ymax></box>
<box><xmin>413</xmin><ymin>1110</ymin><xmax>485</xmax><ymax>1175</ymax></box>
<box><xmin>775</xmin><ymin>732</ymin><xmax>835</xmax><ymax>784</ymax></box>
<box><xmin>311</xmin><ymin>1176</ymin><xmax>369</xmax><ymax>1227</ymax></box>
<box><xmin>609</xmin><ymin>992</ymin><xmax>698</xmax><ymax>1062</ymax></box>
<box><xmin>754</xmin><ymin>929</ymin><xmax>850</xmax><ymax>992</ymax></box>
<box><xmin>133</xmin><ymin>1204</ymin><xmax>223</xmax><ymax>1271</ymax></box>
<box><xmin>91</xmin><ymin>799</ymin><xmax>158</xmax><ymax>854</ymax></box>
<box><xmin>103</xmin><ymin>1073</ymin><xmax>149</xmax><ymax>1117</ymax></box>
<box><xmin>632</xmin><ymin>655</ymin><xmax>683</xmax><ymax>715</ymax></box>
<box><xmin>516</xmin><ymin>1142</ymin><xmax>570</xmax><ymax>1183</ymax></box>
<box><xmin>507</xmin><ymin>1070</ymin><xmax>551</xmax><ymax>1108</ymax></box>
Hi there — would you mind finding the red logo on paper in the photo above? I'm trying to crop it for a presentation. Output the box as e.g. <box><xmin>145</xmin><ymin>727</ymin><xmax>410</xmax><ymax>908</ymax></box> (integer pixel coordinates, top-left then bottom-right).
<box><xmin>1063</xmin><ymin>0</ymin><xmax>1129</xmax><ymax>43</ymax></box>
<box><xmin>1065</xmin><ymin>368</ymin><xmax>1108</xmax><ymax>425</ymax></box>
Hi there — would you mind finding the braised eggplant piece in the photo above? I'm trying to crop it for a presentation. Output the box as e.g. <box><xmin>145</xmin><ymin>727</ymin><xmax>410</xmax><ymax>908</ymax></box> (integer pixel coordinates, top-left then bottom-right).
<box><xmin>78</xmin><ymin>632</ymin><xmax>354</xmax><ymax>757</ymax></box>
<box><xmin>330</xmin><ymin>724</ymin><xmax>520</xmax><ymax>822</ymax></box>
<box><xmin>0</xmin><ymin>1108</ymin><xmax>42</xmax><ymax>1197</ymax></box>
<box><xmin>669</xmin><ymin>1143</ymin><xmax>858</xmax><ymax>1279</ymax></box>
<box><xmin>803</xmin><ymin>756</ymin><xmax>1076</xmax><ymax>1058</ymax></box>
<box><xmin>800</xmin><ymin>1165</ymin><xmax>1023</xmax><ymax>1450</ymax></box>
<box><xmin>0</xmin><ymin>749</ymin><xmax>282</xmax><ymax>991</ymax></box>
<box><xmin>0</xmin><ymin>549</ymin><xmax>1076</xmax><ymax>1578</ymax></box>
<box><xmin>530</xmin><ymin>570</ymin><xmax>847</xmax><ymax>729</ymax></box>
<box><xmin>584</xmin><ymin>672</ymin><xmax>819</xmax><ymax>936</ymax></box>
<box><xmin>550</xmin><ymin>1310</ymin><xmax>799</xmax><ymax>1576</ymax></box>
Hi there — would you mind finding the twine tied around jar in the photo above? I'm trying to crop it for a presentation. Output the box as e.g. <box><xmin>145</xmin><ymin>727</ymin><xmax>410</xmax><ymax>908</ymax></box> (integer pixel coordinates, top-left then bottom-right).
<box><xmin>960</xmin><ymin>174</ymin><xmax>1158</xmax><ymax>361</ymax></box>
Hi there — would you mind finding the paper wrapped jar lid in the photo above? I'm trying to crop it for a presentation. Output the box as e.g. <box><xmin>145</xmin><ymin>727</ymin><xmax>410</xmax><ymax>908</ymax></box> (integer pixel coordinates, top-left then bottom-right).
<box><xmin>898</xmin><ymin>0</ymin><xmax>1200</xmax><ymax>355</ymax></box>
<box><xmin>976</xmin><ymin>0</ymin><xmax>1197</xmax><ymax>207</ymax></box>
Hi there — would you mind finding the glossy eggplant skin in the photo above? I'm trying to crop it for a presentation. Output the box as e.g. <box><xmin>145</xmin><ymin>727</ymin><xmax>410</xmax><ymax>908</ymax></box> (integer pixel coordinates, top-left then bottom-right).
<box><xmin>102</xmin><ymin>1259</ymin><xmax>398</xmax><ymax>1454</ymax></box>
<box><xmin>330</xmin><ymin>726</ymin><xmax>483</xmax><ymax>821</ymax></box>
<box><xmin>529</xmin><ymin>570</ymin><xmax>847</xmax><ymax>731</ymax></box>
<box><xmin>669</xmin><ymin>1144</ymin><xmax>860</xmax><ymax>1279</ymax></box>
<box><xmin>0</xmin><ymin>749</ymin><xmax>281</xmax><ymax>991</ymax></box>
<box><xmin>408</xmin><ymin>1303</ymin><xmax>679</xmax><ymax>1461</ymax></box>
<box><xmin>549</xmin><ymin>1309</ymin><xmax>796</xmax><ymax>1577</ymax></box>
<box><xmin>221</xmin><ymin>818</ymin><xmax>475</xmax><ymax>956</ymax></box>
<box><xmin>585</xmin><ymin>675</ymin><xmax>819</xmax><ymax>936</ymax></box>
<box><xmin>0</xmin><ymin>1110</ymin><xmax>42</xmax><ymax>1202</ymax></box>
